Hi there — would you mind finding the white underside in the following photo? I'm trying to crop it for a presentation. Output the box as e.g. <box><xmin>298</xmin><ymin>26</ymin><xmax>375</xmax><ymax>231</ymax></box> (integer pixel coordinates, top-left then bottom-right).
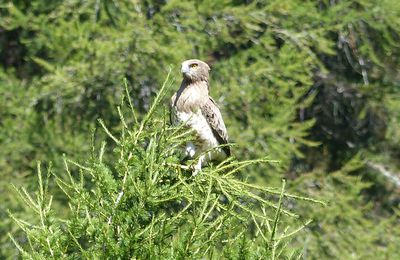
<box><xmin>175</xmin><ymin>109</ymin><xmax>226</xmax><ymax>175</ymax></box>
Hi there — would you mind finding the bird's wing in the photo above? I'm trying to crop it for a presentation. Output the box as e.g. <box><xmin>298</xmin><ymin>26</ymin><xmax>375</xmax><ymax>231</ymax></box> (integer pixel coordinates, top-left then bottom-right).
<box><xmin>200</xmin><ymin>97</ymin><xmax>231</xmax><ymax>156</ymax></box>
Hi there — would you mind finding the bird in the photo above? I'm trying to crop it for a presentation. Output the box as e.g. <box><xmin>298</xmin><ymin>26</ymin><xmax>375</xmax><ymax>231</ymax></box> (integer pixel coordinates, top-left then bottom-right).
<box><xmin>170</xmin><ymin>59</ymin><xmax>230</xmax><ymax>175</ymax></box>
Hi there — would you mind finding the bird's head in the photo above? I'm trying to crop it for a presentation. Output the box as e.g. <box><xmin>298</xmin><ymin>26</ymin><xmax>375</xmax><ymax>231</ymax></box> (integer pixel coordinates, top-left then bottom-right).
<box><xmin>181</xmin><ymin>59</ymin><xmax>210</xmax><ymax>82</ymax></box>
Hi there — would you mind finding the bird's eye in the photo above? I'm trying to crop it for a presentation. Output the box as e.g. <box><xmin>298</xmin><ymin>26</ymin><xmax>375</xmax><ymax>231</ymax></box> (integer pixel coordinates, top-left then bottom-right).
<box><xmin>189</xmin><ymin>64</ymin><xmax>198</xmax><ymax>68</ymax></box>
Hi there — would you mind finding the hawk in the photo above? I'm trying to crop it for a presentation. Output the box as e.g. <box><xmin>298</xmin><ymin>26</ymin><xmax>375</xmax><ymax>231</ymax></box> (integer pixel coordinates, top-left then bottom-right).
<box><xmin>170</xmin><ymin>59</ymin><xmax>230</xmax><ymax>175</ymax></box>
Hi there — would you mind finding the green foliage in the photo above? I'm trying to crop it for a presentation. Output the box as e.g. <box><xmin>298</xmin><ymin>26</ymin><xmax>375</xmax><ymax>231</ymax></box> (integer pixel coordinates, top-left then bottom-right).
<box><xmin>1</xmin><ymin>0</ymin><xmax>400</xmax><ymax>258</ymax></box>
<box><xmin>9</xmin><ymin>76</ymin><xmax>323</xmax><ymax>258</ymax></box>
<box><xmin>291</xmin><ymin>155</ymin><xmax>400</xmax><ymax>258</ymax></box>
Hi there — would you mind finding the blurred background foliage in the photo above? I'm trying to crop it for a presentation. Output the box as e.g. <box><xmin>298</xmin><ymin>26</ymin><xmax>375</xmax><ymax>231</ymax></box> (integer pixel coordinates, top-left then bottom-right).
<box><xmin>0</xmin><ymin>0</ymin><xmax>399</xmax><ymax>258</ymax></box>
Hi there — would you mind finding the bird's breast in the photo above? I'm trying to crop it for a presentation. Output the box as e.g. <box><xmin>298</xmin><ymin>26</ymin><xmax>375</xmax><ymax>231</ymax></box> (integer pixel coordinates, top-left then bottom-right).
<box><xmin>174</xmin><ymin>110</ymin><xmax>219</xmax><ymax>149</ymax></box>
<box><xmin>172</xmin><ymin>83</ymin><xmax>208</xmax><ymax>112</ymax></box>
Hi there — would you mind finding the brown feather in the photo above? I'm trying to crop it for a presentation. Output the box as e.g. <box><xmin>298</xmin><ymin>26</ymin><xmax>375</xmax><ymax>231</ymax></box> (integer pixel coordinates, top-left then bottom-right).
<box><xmin>170</xmin><ymin>59</ymin><xmax>231</xmax><ymax>164</ymax></box>
<box><xmin>200</xmin><ymin>97</ymin><xmax>230</xmax><ymax>156</ymax></box>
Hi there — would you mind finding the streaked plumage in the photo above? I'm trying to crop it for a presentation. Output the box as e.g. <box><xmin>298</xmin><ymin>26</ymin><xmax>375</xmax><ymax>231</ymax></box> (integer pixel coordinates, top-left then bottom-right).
<box><xmin>170</xmin><ymin>59</ymin><xmax>230</xmax><ymax>175</ymax></box>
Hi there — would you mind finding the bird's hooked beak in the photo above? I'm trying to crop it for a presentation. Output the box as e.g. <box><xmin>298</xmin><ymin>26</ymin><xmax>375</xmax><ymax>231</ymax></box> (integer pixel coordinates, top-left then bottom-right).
<box><xmin>181</xmin><ymin>63</ymin><xmax>190</xmax><ymax>76</ymax></box>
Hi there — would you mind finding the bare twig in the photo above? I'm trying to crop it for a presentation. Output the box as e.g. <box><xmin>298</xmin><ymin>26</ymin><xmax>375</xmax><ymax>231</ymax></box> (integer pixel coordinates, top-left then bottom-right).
<box><xmin>367</xmin><ymin>162</ymin><xmax>400</xmax><ymax>188</ymax></box>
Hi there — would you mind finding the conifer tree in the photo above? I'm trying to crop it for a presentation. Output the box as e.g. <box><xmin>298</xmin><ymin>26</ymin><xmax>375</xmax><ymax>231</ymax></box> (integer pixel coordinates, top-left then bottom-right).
<box><xmin>1</xmin><ymin>0</ymin><xmax>399</xmax><ymax>258</ymax></box>
<box><xmin>9</xmin><ymin>74</ymin><xmax>324</xmax><ymax>258</ymax></box>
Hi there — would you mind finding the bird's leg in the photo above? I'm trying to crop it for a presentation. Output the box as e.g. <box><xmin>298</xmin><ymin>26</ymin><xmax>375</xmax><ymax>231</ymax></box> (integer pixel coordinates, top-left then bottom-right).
<box><xmin>192</xmin><ymin>155</ymin><xmax>205</xmax><ymax>176</ymax></box>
